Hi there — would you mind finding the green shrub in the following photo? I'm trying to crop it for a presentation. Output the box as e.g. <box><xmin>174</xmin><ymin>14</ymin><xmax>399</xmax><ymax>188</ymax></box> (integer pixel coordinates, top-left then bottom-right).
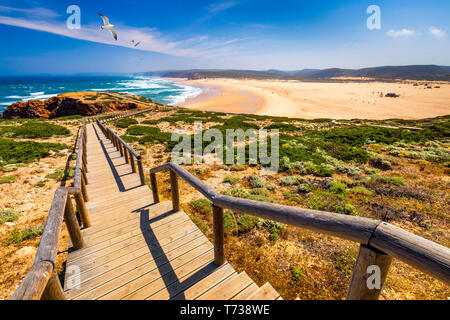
<box><xmin>115</xmin><ymin>118</ymin><xmax>138</xmax><ymax>128</ymax></box>
<box><xmin>189</xmin><ymin>199</ymin><xmax>212</xmax><ymax>215</ymax></box>
<box><xmin>120</xmin><ymin>135</ymin><xmax>140</xmax><ymax>143</ymax></box>
<box><xmin>370</xmin><ymin>174</ymin><xmax>406</xmax><ymax>186</ymax></box>
<box><xmin>3</xmin><ymin>225</ymin><xmax>44</xmax><ymax>246</ymax></box>
<box><xmin>223</xmin><ymin>176</ymin><xmax>240</xmax><ymax>185</ymax></box>
<box><xmin>0</xmin><ymin>209</ymin><xmax>18</xmax><ymax>224</ymax></box>
<box><xmin>280</xmin><ymin>176</ymin><xmax>302</xmax><ymax>186</ymax></box>
<box><xmin>329</xmin><ymin>180</ymin><xmax>348</xmax><ymax>195</ymax></box>
<box><xmin>0</xmin><ymin>139</ymin><xmax>68</xmax><ymax>164</ymax></box>
<box><xmin>349</xmin><ymin>186</ymin><xmax>373</xmax><ymax>196</ymax></box>
<box><xmin>45</xmin><ymin>168</ymin><xmax>74</xmax><ymax>181</ymax></box>
<box><xmin>237</xmin><ymin>214</ymin><xmax>259</xmax><ymax>233</ymax></box>
<box><xmin>298</xmin><ymin>183</ymin><xmax>311</xmax><ymax>193</ymax></box>
<box><xmin>291</xmin><ymin>266</ymin><xmax>305</xmax><ymax>282</ymax></box>
<box><xmin>249</xmin><ymin>188</ymin><xmax>271</xmax><ymax>197</ymax></box>
<box><xmin>0</xmin><ymin>123</ymin><xmax>70</xmax><ymax>138</ymax></box>
<box><xmin>225</xmin><ymin>187</ymin><xmax>251</xmax><ymax>199</ymax></box>
<box><xmin>267</xmin><ymin>183</ymin><xmax>277</xmax><ymax>191</ymax></box>
<box><xmin>192</xmin><ymin>217</ymin><xmax>208</xmax><ymax>235</ymax></box>
<box><xmin>0</xmin><ymin>176</ymin><xmax>15</xmax><ymax>184</ymax></box>
<box><xmin>249</xmin><ymin>176</ymin><xmax>266</xmax><ymax>188</ymax></box>
<box><xmin>224</xmin><ymin>210</ymin><xmax>238</xmax><ymax>235</ymax></box>
<box><xmin>230</xmin><ymin>164</ymin><xmax>246</xmax><ymax>171</ymax></box>
<box><xmin>332</xmin><ymin>203</ymin><xmax>359</xmax><ymax>216</ymax></box>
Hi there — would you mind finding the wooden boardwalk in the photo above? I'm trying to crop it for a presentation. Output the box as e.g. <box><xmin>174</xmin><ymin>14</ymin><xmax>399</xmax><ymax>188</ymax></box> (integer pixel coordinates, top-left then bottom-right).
<box><xmin>63</xmin><ymin>123</ymin><xmax>281</xmax><ymax>300</ymax></box>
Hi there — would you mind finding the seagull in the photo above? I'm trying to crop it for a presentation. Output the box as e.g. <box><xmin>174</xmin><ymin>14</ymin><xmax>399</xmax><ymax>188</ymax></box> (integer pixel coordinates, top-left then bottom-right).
<box><xmin>131</xmin><ymin>40</ymin><xmax>141</xmax><ymax>47</ymax></box>
<box><xmin>99</xmin><ymin>13</ymin><xmax>117</xmax><ymax>40</ymax></box>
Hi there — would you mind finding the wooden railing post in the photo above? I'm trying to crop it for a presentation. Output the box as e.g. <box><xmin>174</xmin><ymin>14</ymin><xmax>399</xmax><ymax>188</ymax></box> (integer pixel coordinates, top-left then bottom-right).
<box><xmin>137</xmin><ymin>157</ymin><xmax>146</xmax><ymax>186</ymax></box>
<box><xmin>64</xmin><ymin>196</ymin><xmax>85</xmax><ymax>249</ymax></box>
<box><xmin>75</xmin><ymin>192</ymin><xmax>90</xmax><ymax>228</ymax></box>
<box><xmin>213</xmin><ymin>205</ymin><xmax>225</xmax><ymax>266</ymax></box>
<box><xmin>129</xmin><ymin>151</ymin><xmax>136</xmax><ymax>173</ymax></box>
<box><xmin>150</xmin><ymin>172</ymin><xmax>160</xmax><ymax>203</ymax></box>
<box><xmin>124</xmin><ymin>146</ymin><xmax>130</xmax><ymax>163</ymax></box>
<box><xmin>81</xmin><ymin>174</ymin><xmax>89</xmax><ymax>202</ymax></box>
<box><xmin>170</xmin><ymin>169</ymin><xmax>180</xmax><ymax>212</ymax></box>
<box><xmin>41</xmin><ymin>272</ymin><xmax>66</xmax><ymax>300</ymax></box>
<box><xmin>346</xmin><ymin>244</ymin><xmax>392</xmax><ymax>300</ymax></box>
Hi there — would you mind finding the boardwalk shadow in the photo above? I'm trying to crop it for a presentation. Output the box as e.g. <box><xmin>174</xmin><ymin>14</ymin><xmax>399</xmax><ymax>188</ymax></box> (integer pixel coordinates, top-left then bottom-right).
<box><xmin>92</xmin><ymin>124</ymin><xmax>141</xmax><ymax>192</ymax></box>
<box><xmin>136</xmin><ymin>205</ymin><xmax>218</xmax><ymax>300</ymax></box>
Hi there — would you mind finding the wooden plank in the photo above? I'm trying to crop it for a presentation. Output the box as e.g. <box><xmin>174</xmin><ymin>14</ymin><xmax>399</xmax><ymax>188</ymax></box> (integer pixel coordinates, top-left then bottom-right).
<box><xmin>118</xmin><ymin>250</ymin><xmax>215</xmax><ymax>300</ymax></box>
<box><xmin>80</xmin><ymin>211</ymin><xmax>187</xmax><ymax>246</ymax></box>
<box><xmin>170</xmin><ymin>263</ymin><xmax>236</xmax><ymax>300</ymax></box>
<box><xmin>149</xmin><ymin>263</ymin><xmax>235</xmax><ymax>300</ymax></box>
<box><xmin>232</xmin><ymin>283</ymin><xmax>259</xmax><ymax>300</ymax></box>
<box><xmin>78</xmin><ymin>246</ymin><xmax>214</xmax><ymax>300</ymax></box>
<box><xmin>72</xmin><ymin>228</ymin><xmax>204</xmax><ymax>276</ymax></box>
<box><xmin>67</xmin><ymin>219</ymin><xmax>197</xmax><ymax>264</ymax></box>
<box><xmin>197</xmin><ymin>272</ymin><xmax>253</xmax><ymax>300</ymax></box>
<box><xmin>245</xmin><ymin>283</ymin><xmax>280</xmax><ymax>300</ymax></box>
<box><xmin>65</xmin><ymin>232</ymin><xmax>207</xmax><ymax>299</ymax></box>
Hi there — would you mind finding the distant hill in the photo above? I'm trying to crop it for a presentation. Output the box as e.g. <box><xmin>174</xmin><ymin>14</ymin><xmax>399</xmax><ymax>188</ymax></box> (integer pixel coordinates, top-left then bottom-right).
<box><xmin>139</xmin><ymin>65</ymin><xmax>450</xmax><ymax>81</ymax></box>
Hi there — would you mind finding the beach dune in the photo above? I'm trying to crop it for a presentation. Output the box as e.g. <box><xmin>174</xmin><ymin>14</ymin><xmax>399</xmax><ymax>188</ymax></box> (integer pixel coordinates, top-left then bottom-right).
<box><xmin>178</xmin><ymin>78</ymin><xmax>450</xmax><ymax>120</ymax></box>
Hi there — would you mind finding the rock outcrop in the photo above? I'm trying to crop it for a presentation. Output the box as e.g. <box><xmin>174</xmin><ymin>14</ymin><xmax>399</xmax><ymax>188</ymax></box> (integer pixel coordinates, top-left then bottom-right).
<box><xmin>1</xmin><ymin>92</ymin><xmax>147</xmax><ymax>119</ymax></box>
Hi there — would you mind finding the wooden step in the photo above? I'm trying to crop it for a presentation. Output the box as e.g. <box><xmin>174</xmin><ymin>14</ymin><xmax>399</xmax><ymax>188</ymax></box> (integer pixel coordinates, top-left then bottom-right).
<box><xmin>246</xmin><ymin>282</ymin><xmax>280</xmax><ymax>300</ymax></box>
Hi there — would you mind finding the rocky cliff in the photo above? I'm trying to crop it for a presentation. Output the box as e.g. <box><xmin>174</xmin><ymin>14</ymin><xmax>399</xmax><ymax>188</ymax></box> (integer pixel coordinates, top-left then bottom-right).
<box><xmin>1</xmin><ymin>92</ymin><xmax>150</xmax><ymax>119</ymax></box>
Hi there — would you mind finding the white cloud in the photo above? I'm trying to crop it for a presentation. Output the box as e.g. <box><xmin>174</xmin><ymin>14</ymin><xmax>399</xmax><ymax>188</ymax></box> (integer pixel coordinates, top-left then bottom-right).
<box><xmin>387</xmin><ymin>28</ymin><xmax>416</xmax><ymax>38</ymax></box>
<box><xmin>429</xmin><ymin>26</ymin><xmax>446</xmax><ymax>39</ymax></box>
<box><xmin>207</xmin><ymin>1</ymin><xmax>237</xmax><ymax>14</ymax></box>
<box><xmin>0</xmin><ymin>5</ymin><xmax>59</xmax><ymax>19</ymax></box>
<box><xmin>0</xmin><ymin>7</ymin><xmax>242</xmax><ymax>58</ymax></box>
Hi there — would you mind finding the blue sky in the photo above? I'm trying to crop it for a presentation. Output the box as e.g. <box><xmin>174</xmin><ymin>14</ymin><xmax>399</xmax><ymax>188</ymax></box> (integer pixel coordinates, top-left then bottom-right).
<box><xmin>0</xmin><ymin>0</ymin><xmax>449</xmax><ymax>75</ymax></box>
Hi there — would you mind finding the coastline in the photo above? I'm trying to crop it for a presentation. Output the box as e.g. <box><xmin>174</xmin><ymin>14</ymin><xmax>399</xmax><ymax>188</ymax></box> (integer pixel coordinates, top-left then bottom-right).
<box><xmin>170</xmin><ymin>77</ymin><xmax>450</xmax><ymax>120</ymax></box>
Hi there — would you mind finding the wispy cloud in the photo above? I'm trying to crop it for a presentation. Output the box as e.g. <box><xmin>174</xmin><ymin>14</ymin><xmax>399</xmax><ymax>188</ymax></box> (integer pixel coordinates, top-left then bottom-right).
<box><xmin>386</xmin><ymin>28</ymin><xmax>416</xmax><ymax>38</ymax></box>
<box><xmin>429</xmin><ymin>26</ymin><xmax>446</xmax><ymax>39</ymax></box>
<box><xmin>0</xmin><ymin>7</ymin><xmax>241</xmax><ymax>58</ymax></box>
<box><xmin>207</xmin><ymin>1</ymin><xmax>237</xmax><ymax>15</ymax></box>
<box><xmin>0</xmin><ymin>5</ymin><xmax>59</xmax><ymax>19</ymax></box>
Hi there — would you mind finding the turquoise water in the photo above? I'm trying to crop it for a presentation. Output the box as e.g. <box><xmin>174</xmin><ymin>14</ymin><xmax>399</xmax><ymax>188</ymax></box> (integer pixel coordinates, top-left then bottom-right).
<box><xmin>0</xmin><ymin>76</ymin><xmax>202</xmax><ymax>113</ymax></box>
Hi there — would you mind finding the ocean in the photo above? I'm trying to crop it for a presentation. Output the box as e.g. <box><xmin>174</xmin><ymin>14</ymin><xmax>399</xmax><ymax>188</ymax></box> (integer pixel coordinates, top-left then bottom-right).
<box><xmin>0</xmin><ymin>76</ymin><xmax>202</xmax><ymax>113</ymax></box>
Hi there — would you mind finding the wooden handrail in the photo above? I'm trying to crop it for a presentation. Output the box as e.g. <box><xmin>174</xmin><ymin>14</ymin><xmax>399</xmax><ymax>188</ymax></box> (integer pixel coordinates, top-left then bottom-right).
<box><xmin>150</xmin><ymin>162</ymin><xmax>450</xmax><ymax>299</ymax></box>
<box><xmin>11</xmin><ymin>121</ymin><xmax>91</xmax><ymax>300</ymax></box>
<box><xmin>96</xmin><ymin>119</ymin><xmax>146</xmax><ymax>186</ymax></box>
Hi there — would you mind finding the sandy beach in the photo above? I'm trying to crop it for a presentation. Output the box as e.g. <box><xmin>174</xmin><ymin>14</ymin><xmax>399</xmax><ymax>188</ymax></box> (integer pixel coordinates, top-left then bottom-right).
<box><xmin>175</xmin><ymin>78</ymin><xmax>450</xmax><ymax>120</ymax></box>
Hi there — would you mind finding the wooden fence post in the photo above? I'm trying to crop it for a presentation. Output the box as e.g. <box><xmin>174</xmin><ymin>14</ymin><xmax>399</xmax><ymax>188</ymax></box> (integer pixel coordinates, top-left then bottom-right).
<box><xmin>129</xmin><ymin>151</ymin><xmax>136</xmax><ymax>173</ymax></box>
<box><xmin>64</xmin><ymin>197</ymin><xmax>85</xmax><ymax>249</ymax></box>
<box><xmin>346</xmin><ymin>244</ymin><xmax>392</xmax><ymax>300</ymax></box>
<box><xmin>170</xmin><ymin>170</ymin><xmax>180</xmax><ymax>212</ymax></box>
<box><xmin>213</xmin><ymin>205</ymin><xmax>225</xmax><ymax>266</ymax></box>
<box><xmin>75</xmin><ymin>192</ymin><xmax>90</xmax><ymax>228</ymax></box>
<box><xmin>137</xmin><ymin>157</ymin><xmax>146</xmax><ymax>186</ymax></box>
<box><xmin>81</xmin><ymin>175</ymin><xmax>89</xmax><ymax>202</ymax></box>
<box><xmin>41</xmin><ymin>272</ymin><xmax>66</xmax><ymax>300</ymax></box>
<box><xmin>150</xmin><ymin>172</ymin><xmax>159</xmax><ymax>203</ymax></box>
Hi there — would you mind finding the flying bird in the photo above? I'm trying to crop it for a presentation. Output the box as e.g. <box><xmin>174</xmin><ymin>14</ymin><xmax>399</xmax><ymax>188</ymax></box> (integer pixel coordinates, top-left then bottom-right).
<box><xmin>132</xmin><ymin>40</ymin><xmax>141</xmax><ymax>47</ymax></box>
<box><xmin>98</xmin><ymin>13</ymin><xmax>118</xmax><ymax>40</ymax></box>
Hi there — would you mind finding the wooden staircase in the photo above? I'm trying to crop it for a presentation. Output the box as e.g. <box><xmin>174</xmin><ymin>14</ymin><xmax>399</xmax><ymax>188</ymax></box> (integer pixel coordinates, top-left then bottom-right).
<box><xmin>63</xmin><ymin>123</ymin><xmax>280</xmax><ymax>300</ymax></box>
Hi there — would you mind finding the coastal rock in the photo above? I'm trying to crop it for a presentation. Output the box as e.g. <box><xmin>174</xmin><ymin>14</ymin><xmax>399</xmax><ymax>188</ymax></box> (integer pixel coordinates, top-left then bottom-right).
<box><xmin>1</xmin><ymin>92</ymin><xmax>146</xmax><ymax>119</ymax></box>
